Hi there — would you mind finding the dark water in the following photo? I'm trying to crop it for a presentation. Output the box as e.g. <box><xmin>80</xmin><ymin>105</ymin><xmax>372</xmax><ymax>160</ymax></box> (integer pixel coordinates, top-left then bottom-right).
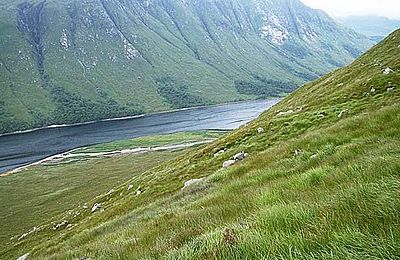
<box><xmin>0</xmin><ymin>99</ymin><xmax>279</xmax><ymax>173</ymax></box>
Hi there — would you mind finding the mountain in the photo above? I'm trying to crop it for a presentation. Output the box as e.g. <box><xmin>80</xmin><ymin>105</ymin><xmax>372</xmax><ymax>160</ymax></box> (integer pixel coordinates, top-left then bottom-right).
<box><xmin>337</xmin><ymin>15</ymin><xmax>400</xmax><ymax>42</ymax></box>
<box><xmin>2</xmin><ymin>30</ymin><xmax>399</xmax><ymax>259</ymax></box>
<box><xmin>0</xmin><ymin>0</ymin><xmax>372</xmax><ymax>134</ymax></box>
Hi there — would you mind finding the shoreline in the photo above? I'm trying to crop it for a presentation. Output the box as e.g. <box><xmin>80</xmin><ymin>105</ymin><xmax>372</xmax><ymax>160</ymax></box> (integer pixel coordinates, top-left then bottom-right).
<box><xmin>0</xmin><ymin>98</ymin><xmax>279</xmax><ymax>137</ymax></box>
<box><xmin>0</xmin><ymin>140</ymin><xmax>214</xmax><ymax>177</ymax></box>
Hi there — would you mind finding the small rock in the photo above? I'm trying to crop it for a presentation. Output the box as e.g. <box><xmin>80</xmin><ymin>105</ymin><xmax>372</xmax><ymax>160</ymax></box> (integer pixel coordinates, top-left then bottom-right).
<box><xmin>136</xmin><ymin>188</ymin><xmax>143</xmax><ymax>195</ymax></box>
<box><xmin>106</xmin><ymin>189</ymin><xmax>115</xmax><ymax>196</ymax></box>
<box><xmin>277</xmin><ymin>110</ymin><xmax>294</xmax><ymax>117</ymax></box>
<box><xmin>82</xmin><ymin>204</ymin><xmax>88</xmax><ymax>209</ymax></box>
<box><xmin>383</xmin><ymin>67</ymin><xmax>393</xmax><ymax>75</ymax></box>
<box><xmin>370</xmin><ymin>87</ymin><xmax>376</xmax><ymax>94</ymax></box>
<box><xmin>17</xmin><ymin>253</ymin><xmax>30</xmax><ymax>260</ymax></box>
<box><xmin>257</xmin><ymin>127</ymin><xmax>265</xmax><ymax>134</ymax></box>
<box><xmin>18</xmin><ymin>233</ymin><xmax>29</xmax><ymax>241</ymax></box>
<box><xmin>294</xmin><ymin>149</ymin><xmax>303</xmax><ymax>156</ymax></box>
<box><xmin>337</xmin><ymin>83</ymin><xmax>344</xmax><ymax>87</ymax></box>
<box><xmin>338</xmin><ymin>109</ymin><xmax>349</xmax><ymax>118</ymax></box>
<box><xmin>310</xmin><ymin>154</ymin><xmax>317</xmax><ymax>159</ymax></box>
<box><xmin>223</xmin><ymin>160</ymin><xmax>236</xmax><ymax>168</ymax></box>
<box><xmin>53</xmin><ymin>220</ymin><xmax>68</xmax><ymax>230</ymax></box>
<box><xmin>319</xmin><ymin>111</ymin><xmax>327</xmax><ymax>118</ymax></box>
<box><xmin>387</xmin><ymin>87</ymin><xmax>395</xmax><ymax>93</ymax></box>
<box><xmin>67</xmin><ymin>224</ymin><xmax>73</xmax><ymax>229</ymax></box>
<box><xmin>91</xmin><ymin>203</ymin><xmax>101</xmax><ymax>213</ymax></box>
<box><xmin>128</xmin><ymin>184</ymin><xmax>134</xmax><ymax>191</ymax></box>
<box><xmin>233</xmin><ymin>152</ymin><xmax>247</xmax><ymax>161</ymax></box>
<box><xmin>213</xmin><ymin>150</ymin><xmax>225</xmax><ymax>157</ymax></box>
<box><xmin>181</xmin><ymin>178</ymin><xmax>205</xmax><ymax>190</ymax></box>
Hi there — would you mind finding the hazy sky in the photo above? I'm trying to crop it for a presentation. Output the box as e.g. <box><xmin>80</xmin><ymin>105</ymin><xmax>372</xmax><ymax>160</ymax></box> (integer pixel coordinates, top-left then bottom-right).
<box><xmin>300</xmin><ymin>0</ymin><xmax>400</xmax><ymax>19</ymax></box>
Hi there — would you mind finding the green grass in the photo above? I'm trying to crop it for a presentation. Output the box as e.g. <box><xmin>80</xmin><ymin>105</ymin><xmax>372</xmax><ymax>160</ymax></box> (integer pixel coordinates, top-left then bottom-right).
<box><xmin>0</xmin><ymin>131</ymin><xmax>221</xmax><ymax>256</ymax></box>
<box><xmin>0</xmin><ymin>0</ymin><xmax>372</xmax><ymax>134</ymax></box>
<box><xmin>10</xmin><ymin>90</ymin><xmax>399</xmax><ymax>260</ymax></box>
<box><xmin>1</xmin><ymin>30</ymin><xmax>398</xmax><ymax>260</ymax></box>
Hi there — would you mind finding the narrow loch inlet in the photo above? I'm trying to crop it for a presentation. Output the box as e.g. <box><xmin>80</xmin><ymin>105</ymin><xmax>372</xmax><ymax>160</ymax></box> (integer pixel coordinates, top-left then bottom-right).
<box><xmin>0</xmin><ymin>99</ymin><xmax>279</xmax><ymax>174</ymax></box>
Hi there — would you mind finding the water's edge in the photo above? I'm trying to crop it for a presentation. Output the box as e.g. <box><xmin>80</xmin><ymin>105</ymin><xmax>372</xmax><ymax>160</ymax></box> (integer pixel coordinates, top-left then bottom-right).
<box><xmin>0</xmin><ymin>98</ymin><xmax>281</xmax><ymax>174</ymax></box>
<box><xmin>0</xmin><ymin>99</ymin><xmax>277</xmax><ymax>137</ymax></box>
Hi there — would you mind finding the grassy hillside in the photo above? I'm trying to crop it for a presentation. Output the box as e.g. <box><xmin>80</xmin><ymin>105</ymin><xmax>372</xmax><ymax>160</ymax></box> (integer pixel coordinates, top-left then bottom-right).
<box><xmin>0</xmin><ymin>0</ymin><xmax>372</xmax><ymax>134</ymax></box>
<box><xmin>1</xmin><ymin>30</ymin><xmax>398</xmax><ymax>260</ymax></box>
<box><xmin>0</xmin><ymin>131</ymin><xmax>223</xmax><ymax>254</ymax></box>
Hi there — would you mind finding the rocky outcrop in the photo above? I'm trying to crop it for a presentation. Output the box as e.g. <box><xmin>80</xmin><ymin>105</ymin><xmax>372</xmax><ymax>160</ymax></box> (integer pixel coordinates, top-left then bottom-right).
<box><xmin>182</xmin><ymin>178</ymin><xmax>205</xmax><ymax>190</ymax></box>
<box><xmin>223</xmin><ymin>160</ymin><xmax>237</xmax><ymax>168</ymax></box>
<box><xmin>17</xmin><ymin>1</ymin><xmax>47</xmax><ymax>78</ymax></box>
<box><xmin>223</xmin><ymin>151</ymin><xmax>248</xmax><ymax>168</ymax></box>
<box><xmin>383</xmin><ymin>67</ymin><xmax>393</xmax><ymax>74</ymax></box>
<box><xmin>91</xmin><ymin>203</ymin><xmax>101</xmax><ymax>213</ymax></box>
<box><xmin>233</xmin><ymin>152</ymin><xmax>248</xmax><ymax>161</ymax></box>
<box><xmin>338</xmin><ymin>109</ymin><xmax>349</xmax><ymax>118</ymax></box>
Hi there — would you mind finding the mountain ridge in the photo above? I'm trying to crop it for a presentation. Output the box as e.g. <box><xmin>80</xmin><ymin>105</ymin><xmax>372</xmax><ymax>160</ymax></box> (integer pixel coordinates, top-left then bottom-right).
<box><xmin>0</xmin><ymin>0</ymin><xmax>372</xmax><ymax>134</ymax></box>
<box><xmin>337</xmin><ymin>15</ymin><xmax>400</xmax><ymax>41</ymax></box>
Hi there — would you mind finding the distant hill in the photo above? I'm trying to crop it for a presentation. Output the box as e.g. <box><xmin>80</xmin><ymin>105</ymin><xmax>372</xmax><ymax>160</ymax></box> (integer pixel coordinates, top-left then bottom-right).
<box><xmin>0</xmin><ymin>0</ymin><xmax>372</xmax><ymax>134</ymax></box>
<box><xmin>337</xmin><ymin>15</ymin><xmax>400</xmax><ymax>41</ymax></box>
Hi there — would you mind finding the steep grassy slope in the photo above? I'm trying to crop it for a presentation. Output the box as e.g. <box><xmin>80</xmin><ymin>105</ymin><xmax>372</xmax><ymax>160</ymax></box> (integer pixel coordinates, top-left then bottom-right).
<box><xmin>2</xmin><ymin>28</ymin><xmax>399</xmax><ymax>260</ymax></box>
<box><xmin>0</xmin><ymin>0</ymin><xmax>372</xmax><ymax>134</ymax></box>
